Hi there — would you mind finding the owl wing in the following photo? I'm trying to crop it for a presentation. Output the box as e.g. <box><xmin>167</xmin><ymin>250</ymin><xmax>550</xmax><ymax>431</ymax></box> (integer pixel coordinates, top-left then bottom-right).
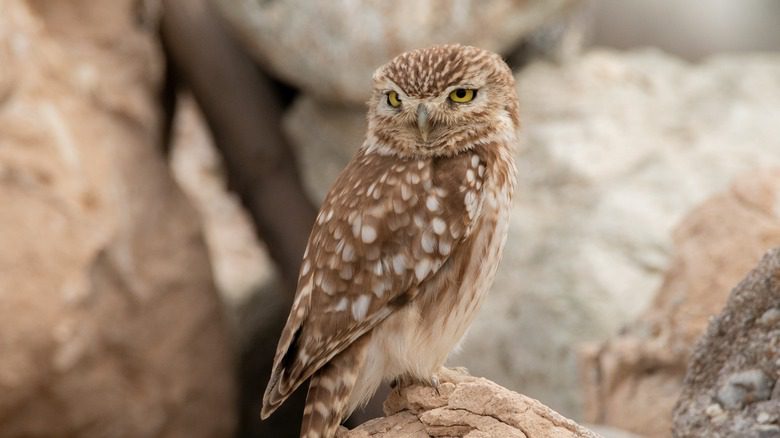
<box><xmin>261</xmin><ymin>148</ymin><xmax>488</xmax><ymax>417</ymax></box>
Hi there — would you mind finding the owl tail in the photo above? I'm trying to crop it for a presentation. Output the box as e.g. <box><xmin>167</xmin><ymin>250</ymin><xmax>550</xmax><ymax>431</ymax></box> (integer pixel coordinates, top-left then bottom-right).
<box><xmin>300</xmin><ymin>337</ymin><xmax>370</xmax><ymax>438</ymax></box>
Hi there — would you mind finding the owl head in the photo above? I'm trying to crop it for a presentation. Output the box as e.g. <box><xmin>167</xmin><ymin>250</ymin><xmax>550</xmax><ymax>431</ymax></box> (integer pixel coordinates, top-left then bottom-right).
<box><xmin>367</xmin><ymin>44</ymin><xmax>520</xmax><ymax>159</ymax></box>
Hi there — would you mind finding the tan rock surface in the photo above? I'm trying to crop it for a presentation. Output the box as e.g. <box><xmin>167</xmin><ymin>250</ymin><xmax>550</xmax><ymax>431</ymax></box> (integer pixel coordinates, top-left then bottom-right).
<box><xmin>580</xmin><ymin>169</ymin><xmax>780</xmax><ymax>437</ymax></box>
<box><xmin>213</xmin><ymin>0</ymin><xmax>580</xmax><ymax>104</ymax></box>
<box><xmin>0</xmin><ymin>1</ymin><xmax>235</xmax><ymax>436</ymax></box>
<box><xmin>169</xmin><ymin>94</ymin><xmax>273</xmax><ymax>314</ymax></box>
<box><xmin>340</xmin><ymin>369</ymin><xmax>600</xmax><ymax>438</ymax></box>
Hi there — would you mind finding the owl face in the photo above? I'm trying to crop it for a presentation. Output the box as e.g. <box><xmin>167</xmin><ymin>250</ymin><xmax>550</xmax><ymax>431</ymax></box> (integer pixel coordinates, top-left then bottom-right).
<box><xmin>367</xmin><ymin>44</ymin><xmax>519</xmax><ymax>159</ymax></box>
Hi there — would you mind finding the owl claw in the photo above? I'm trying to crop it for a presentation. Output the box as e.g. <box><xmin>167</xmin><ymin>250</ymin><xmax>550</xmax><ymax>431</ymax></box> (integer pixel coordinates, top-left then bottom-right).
<box><xmin>430</xmin><ymin>375</ymin><xmax>441</xmax><ymax>397</ymax></box>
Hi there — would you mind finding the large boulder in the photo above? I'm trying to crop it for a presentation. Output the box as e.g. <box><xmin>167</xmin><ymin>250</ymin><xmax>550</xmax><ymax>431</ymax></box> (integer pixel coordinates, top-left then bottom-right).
<box><xmin>673</xmin><ymin>248</ymin><xmax>780</xmax><ymax>437</ymax></box>
<box><xmin>339</xmin><ymin>368</ymin><xmax>600</xmax><ymax>438</ymax></box>
<box><xmin>212</xmin><ymin>0</ymin><xmax>580</xmax><ymax>104</ymax></box>
<box><xmin>169</xmin><ymin>95</ymin><xmax>273</xmax><ymax>317</ymax></box>
<box><xmin>283</xmin><ymin>49</ymin><xmax>780</xmax><ymax>416</ymax></box>
<box><xmin>0</xmin><ymin>1</ymin><xmax>235</xmax><ymax>436</ymax></box>
<box><xmin>580</xmin><ymin>169</ymin><xmax>780</xmax><ymax>437</ymax></box>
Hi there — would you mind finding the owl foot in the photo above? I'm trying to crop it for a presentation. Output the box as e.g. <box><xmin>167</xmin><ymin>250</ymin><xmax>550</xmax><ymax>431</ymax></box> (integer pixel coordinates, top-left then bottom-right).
<box><xmin>429</xmin><ymin>374</ymin><xmax>441</xmax><ymax>397</ymax></box>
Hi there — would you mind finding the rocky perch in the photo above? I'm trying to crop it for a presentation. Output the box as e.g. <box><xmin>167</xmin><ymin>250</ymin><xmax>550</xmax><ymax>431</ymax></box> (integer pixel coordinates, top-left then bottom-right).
<box><xmin>673</xmin><ymin>248</ymin><xmax>780</xmax><ymax>437</ymax></box>
<box><xmin>338</xmin><ymin>368</ymin><xmax>600</xmax><ymax>438</ymax></box>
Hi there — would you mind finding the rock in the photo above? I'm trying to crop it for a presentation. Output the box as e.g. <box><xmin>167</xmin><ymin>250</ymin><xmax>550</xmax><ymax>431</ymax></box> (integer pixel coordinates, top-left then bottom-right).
<box><xmin>169</xmin><ymin>94</ymin><xmax>274</xmax><ymax>319</ymax></box>
<box><xmin>338</xmin><ymin>368</ymin><xmax>600</xmax><ymax>438</ymax></box>
<box><xmin>585</xmin><ymin>425</ymin><xmax>642</xmax><ymax>438</ymax></box>
<box><xmin>716</xmin><ymin>369</ymin><xmax>774</xmax><ymax>409</ymax></box>
<box><xmin>672</xmin><ymin>248</ymin><xmax>780</xmax><ymax>437</ymax></box>
<box><xmin>580</xmin><ymin>169</ymin><xmax>780</xmax><ymax>436</ymax></box>
<box><xmin>284</xmin><ymin>50</ymin><xmax>780</xmax><ymax>417</ymax></box>
<box><xmin>0</xmin><ymin>1</ymin><xmax>235</xmax><ymax>436</ymax></box>
<box><xmin>212</xmin><ymin>0</ymin><xmax>580</xmax><ymax>103</ymax></box>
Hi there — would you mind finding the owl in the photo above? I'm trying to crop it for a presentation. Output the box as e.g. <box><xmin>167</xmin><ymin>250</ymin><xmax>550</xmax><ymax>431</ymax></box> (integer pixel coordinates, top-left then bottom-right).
<box><xmin>261</xmin><ymin>44</ymin><xmax>520</xmax><ymax>438</ymax></box>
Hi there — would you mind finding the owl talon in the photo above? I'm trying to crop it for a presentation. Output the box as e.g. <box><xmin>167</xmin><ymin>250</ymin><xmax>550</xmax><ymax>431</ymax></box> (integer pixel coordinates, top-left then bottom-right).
<box><xmin>430</xmin><ymin>375</ymin><xmax>441</xmax><ymax>396</ymax></box>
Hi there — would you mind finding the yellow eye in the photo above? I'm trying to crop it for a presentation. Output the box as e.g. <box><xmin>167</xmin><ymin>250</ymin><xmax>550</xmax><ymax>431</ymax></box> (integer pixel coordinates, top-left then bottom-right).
<box><xmin>449</xmin><ymin>88</ymin><xmax>476</xmax><ymax>103</ymax></box>
<box><xmin>386</xmin><ymin>91</ymin><xmax>401</xmax><ymax>108</ymax></box>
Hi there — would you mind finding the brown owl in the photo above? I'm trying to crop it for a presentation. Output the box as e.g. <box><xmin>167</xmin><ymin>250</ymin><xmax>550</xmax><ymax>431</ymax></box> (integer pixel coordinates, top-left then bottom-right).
<box><xmin>261</xmin><ymin>44</ymin><xmax>520</xmax><ymax>438</ymax></box>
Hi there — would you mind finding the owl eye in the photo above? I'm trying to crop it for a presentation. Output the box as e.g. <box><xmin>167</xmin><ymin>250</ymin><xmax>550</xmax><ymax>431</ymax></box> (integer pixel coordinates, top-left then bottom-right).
<box><xmin>386</xmin><ymin>91</ymin><xmax>402</xmax><ymax>108</ymax></box>
<box><xmin>449</xmin><ymin>88</ymin><xmax>476</xmax><ymax>103</ymax></box>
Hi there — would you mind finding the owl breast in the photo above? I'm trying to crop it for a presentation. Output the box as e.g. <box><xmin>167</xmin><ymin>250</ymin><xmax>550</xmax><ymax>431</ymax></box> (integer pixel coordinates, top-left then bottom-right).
<box><xmin>346</xmin><ymin>144</ymin><xmax>516</xmax><ymax>411</ymax></box>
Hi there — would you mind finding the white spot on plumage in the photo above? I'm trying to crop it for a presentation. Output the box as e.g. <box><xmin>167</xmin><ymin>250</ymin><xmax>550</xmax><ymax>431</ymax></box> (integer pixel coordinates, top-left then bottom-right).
<box><xmin>371</xmin><ymin>280</ymin><xmax>386</xmax><ymax>297</ymax></box>
<box><xmin>366</xmin><ymin>182</ymin><xmax>377</xmax><ymax>197</ymax></box>
<box><xmin>439</xmin><ymin>239</ymin><xmax>452</xmax><ymax>256</ymax></box>
<box><xmin>432</xmin><ymin>217</ymin><xmax>446</xmax><ymax>235</ymax></box>
<box><xmin>319</xmin><ymin>376</ymin><xmax>336</xmax><ymax>392</ymax></box>
<box><xmin>351</xmin><ymin>295</ymin><xmax>371</xmax><ymax>321</ymax></box>
<box><xmin>321</xmin><ymin>275</ymin><xmax>337</xmax><ymax>295</ymax></box>
<box><xmin>426</xmin><ymin>195</ymin><xmax>440</xmax><ymax>212</ymax></box>
<box><xmin>466</xmin><ymin>169</ymin><xmax>475</xmax><ymax>183</ymax></box>
<box><xmin>361</xmin><ymin>225</ymin><xmax>377</xmax><ymax>243</ymax></box>
<box><xmin>400</xmin><ymin>184</ymin><xmax>412</xmax><ymax>201</ymax></box>
<box><xmin>301</xmin><ymin>260</ymin><xmax>311</xmax><ymax>276</ymax></box>
<box><xmin>332</xmin><ymin>297</ymin><xmax>348</xmax><ymax>312</ymax></box>
<box><xmin>415</xmin><ymin>258</ymin><xmax>431</xmax><ymax>281</ymax></box>
<box><xmin>352</xmin><ymin>215</ymin><xmax>362</xmax><ymax>238</ymax></box>
<box><xmin>342</xmin><ymin>243</ymin><xmax>355</xmax><ymax>262</ymax></box>
<box><xmin>392</xmin><ymin>254</ymin><xmax>407</xmax><ymax>274</ymax></box>
<box><xmin>315</xmin><ymin>401</ymin><xmax>329</xmax><ymax>416</ymax></box>
<box><xmin>471</xmin><ymin>155</ymin><xmax>480</xmax><ymax>167</ymax></box>
<box><xmin>465</xmin><ymin>190</ymin><xmax>478</xmax><ymax>219</ymax></box>
<box><xmin>478</xmin><ymin>164</ymin><xmax>485</xmax><ymax>177</ymax></box>
<box><xmin>421</xmin><ymin>231</ymin><xmax>436</xmax><ymax>254</ymax></box>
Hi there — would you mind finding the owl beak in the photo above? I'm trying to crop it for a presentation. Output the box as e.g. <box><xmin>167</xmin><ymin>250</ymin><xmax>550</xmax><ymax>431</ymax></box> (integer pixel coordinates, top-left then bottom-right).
<box><xmin>416</xmin><ymin>104</ymin><xmax>431</xmax><ymax>142</ymax></box>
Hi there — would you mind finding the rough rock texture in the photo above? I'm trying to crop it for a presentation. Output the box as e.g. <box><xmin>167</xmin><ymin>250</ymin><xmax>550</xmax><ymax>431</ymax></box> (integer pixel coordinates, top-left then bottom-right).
<box><xmin>580</xmin><ymin>169</ymin><xmax>780</xmax><ymax>437</ymax></box>
<box><xmin>0</xmin><ymin>1</ymin><xmax>235</xmax><ymax>436</ymax></box>
<box><xmin>339</xmin><ymin>368</ymin><xmax>600</xmax><ymax>438</ymax></box>
<box><xmin>213</xmin><ymin>0</ymin><xmax>580</xmax><ymax>104</ymax></box>
<box><xmin>169</xmin><ymin>94</ymin><xmax>273</xmax><ymax>313</ymax></box>
<box><xmin>672</xmin><ymin>248</ymin><xmax>780</xmax><ymax>438</ymax></box>
<box><xmin>283</xmin><ymin>50</ymin><xmax>780</xmax><ymax>416</ymax></box>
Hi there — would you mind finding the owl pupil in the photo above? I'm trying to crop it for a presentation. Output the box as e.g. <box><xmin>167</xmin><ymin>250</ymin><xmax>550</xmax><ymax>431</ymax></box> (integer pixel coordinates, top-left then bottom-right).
<box><xmin>456</xmin><ymin>89</ymin><xmax>466</xmax><ymax>98</ymax></box>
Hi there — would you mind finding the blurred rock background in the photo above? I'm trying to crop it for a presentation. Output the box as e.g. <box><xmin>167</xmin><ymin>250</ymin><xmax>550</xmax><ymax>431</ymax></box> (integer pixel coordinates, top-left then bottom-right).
<box><xmin>1</xmin><ymin>0</ymin><xmax>780</xmax><ymax>437</ymax></box>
